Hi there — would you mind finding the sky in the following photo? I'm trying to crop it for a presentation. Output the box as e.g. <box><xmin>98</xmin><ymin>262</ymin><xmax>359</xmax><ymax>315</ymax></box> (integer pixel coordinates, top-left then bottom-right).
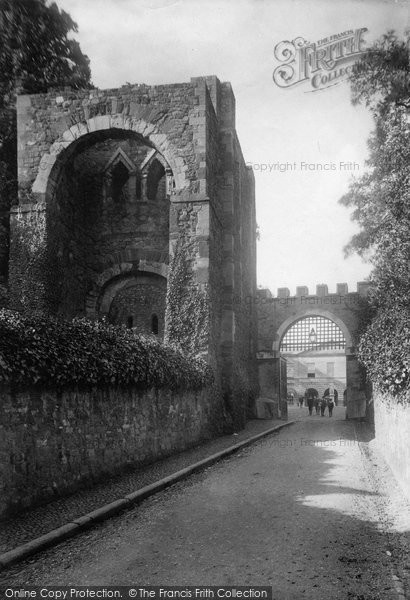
<box><xmin>57</xmin><ymin>0</ymin><xmax>410</xmax><ymax>296</ymax></box>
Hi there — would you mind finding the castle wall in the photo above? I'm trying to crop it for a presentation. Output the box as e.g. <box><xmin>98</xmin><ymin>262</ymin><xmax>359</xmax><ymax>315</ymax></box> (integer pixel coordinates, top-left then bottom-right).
<box><xmin>0</xmin><ymin>384</ymin><xmax>220</xmax><ymax>518</ymax></box>
<box><xmin>256</xmin><ymin>283</ymin><xmax>371</xmax><ymax>418</ymax></box>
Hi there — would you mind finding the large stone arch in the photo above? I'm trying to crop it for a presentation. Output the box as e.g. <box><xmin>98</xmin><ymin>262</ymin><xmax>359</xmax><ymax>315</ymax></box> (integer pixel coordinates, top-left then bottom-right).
<box><xmin>273</xmin><ymin>308</ymin><xmax>354</xmax><ymax>355</ymax></box>
<box><xmin>12</xmin><ymin>118</ymin><xmax>178</xmax><ymax>319</ymax></box>
<box><xmin>31</xmin><ymin>115</ymin><xmax>186</xmax><ymax>203</ymax></box>
<box><xmin>11</xmin><ymin>84</ymin><xmax>205</xmax><ymax>324</ymax></box>
<box><xmin>256</xmin><ymin>285</ymin><xmax>371</xmax><ymax>420</ymax></box>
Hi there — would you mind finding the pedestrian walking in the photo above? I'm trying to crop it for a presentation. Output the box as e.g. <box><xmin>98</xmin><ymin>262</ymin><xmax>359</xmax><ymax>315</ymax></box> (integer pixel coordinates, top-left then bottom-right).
<box><xmin>314</xmin><ymin>396</ymin><xmax>320</xmax><ymax>415</ymax></box>
<box><xmin>299</xmin><ymin>396</ymin><xmax>304</xmax><ymax>408</ymax></box>
<box><xmin>327</xmin><ymin>384</ymin><xmax>335</xmax><ymax>417</ymax></box>
<box><xmin>307</xmin><ymin>392</ymin><xmax>314</xmax><ymax>416</ymax></box>
<box><xmin>320</xmin><ymin>396</ymin><xmax>327</xmax><ymax>417</ymax></box>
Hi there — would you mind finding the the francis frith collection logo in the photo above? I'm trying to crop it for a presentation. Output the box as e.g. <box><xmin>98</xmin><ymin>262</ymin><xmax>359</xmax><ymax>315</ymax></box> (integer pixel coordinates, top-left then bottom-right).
<box><xmin>272</xmin><ymin>28</ymin><xmax>368</xmax><ymax>91</ymax></box>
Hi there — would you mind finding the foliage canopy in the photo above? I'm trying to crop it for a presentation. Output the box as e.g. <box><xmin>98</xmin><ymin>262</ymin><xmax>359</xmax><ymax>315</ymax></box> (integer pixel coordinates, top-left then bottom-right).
<box><xmin>341</xmin><ymin>31</ymin><xmax>410</xmax><ymax>398</ymax></box>
<box><xmin>0</xmin><ymin>0</ymin><xmax>92</xmax><ymax>283</ymax></box>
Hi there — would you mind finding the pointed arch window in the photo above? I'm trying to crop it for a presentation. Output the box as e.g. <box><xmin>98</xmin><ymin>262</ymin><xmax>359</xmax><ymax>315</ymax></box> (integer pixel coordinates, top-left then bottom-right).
<box><xmin>112</xmin><ymin>161</ymin><xmax>129</xmax><ymax>202</ymax></box>
<box><xmin>104</xmin><ymin>147</ymin><xmax>140</xmax><ymax>202</ymax></box>
<box><xmin>140</xmin><ymin>149</ymin><xmax>174</xmax><ymax>200</ymax></box>
<box><xmin>146</xmin><ymin>159</ymin><xmax>166</xmax><ymax>201</ymax></box>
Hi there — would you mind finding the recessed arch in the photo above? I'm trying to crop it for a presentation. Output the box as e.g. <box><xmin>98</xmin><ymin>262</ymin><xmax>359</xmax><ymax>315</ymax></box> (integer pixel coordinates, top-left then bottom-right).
<box><xmin>86</xmin><ymin>257</ymin><xmax>169</xmax><ymax>318</ymax></box>
<box><xmin>99</xmin><ymin>272</ymin><xmax>167</xmax><ymax>337</ymax></box>
<box><xmin>32</xmin><ymin>115</ymin><xmax>188</xmax><ymax>201</ymax></box>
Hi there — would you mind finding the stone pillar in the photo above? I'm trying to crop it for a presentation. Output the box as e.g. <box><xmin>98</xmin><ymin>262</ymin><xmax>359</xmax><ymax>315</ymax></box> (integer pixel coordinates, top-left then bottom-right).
<box><xmin>141</xmin><ymin>173</ymin><xmax>148</xmax><ymax>201</ymax></box>
<box><xmin>219</xmin><ymin>119</ymin><xmax>237</xmax><ymax>427</ymax></box>
<box><xmin>346</xmin><ymin>353</ymin><xmax>367</xmax><ymax>419</ymax></box>
<box><xmin>257</xmin><ymin>356</ymin><xmax>279</xmax><ymax>419</ymax></box>
<box><xmin>256</xmin><ymin>352</ymin><xmax>288</xmax><ymax>419</ymax></box>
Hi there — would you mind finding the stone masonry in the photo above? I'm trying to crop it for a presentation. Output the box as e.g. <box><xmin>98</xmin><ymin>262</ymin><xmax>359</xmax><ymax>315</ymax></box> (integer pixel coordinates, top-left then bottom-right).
<box><xmin>11</xmin><ymin>76</ymin><xmax>258</xmax><ymax>430</ymax></box>
<box><xmin>256</xmin><ymin>282</ymin><xmax>371</xmax><ymax>419</ymax></box>
<box><xmin>0</xmin><ymin>384</ymin><xmax>218</xmax><ymax>517</ymax></box>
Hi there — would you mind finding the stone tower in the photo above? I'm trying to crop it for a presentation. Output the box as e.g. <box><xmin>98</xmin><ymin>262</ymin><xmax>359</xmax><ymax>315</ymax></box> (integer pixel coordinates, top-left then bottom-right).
<box><xmin>12</xmin><ymin>75</ymin><xmax>258</xmax><ymax>429</ymax></box>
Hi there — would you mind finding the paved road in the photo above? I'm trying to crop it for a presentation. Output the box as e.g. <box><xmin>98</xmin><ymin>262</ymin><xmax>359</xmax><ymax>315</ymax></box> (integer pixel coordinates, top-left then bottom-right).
<box><xmin>1</xmin><ymin>408</ymin><xmax>409</xmax><ymax>599</ymax></box>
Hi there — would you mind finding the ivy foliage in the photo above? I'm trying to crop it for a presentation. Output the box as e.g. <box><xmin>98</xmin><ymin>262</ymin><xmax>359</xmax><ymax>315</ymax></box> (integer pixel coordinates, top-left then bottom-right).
<box><xmin>341</xmin><ymin>30</ymin><xmax>410</xmax><ymax>399</ymax></box>
<box><xmin>358</xmin><ymin>306</ymin><xmax>409</xmax><ymax>397</ymax></box>
<box><xmin>0</xmin><ymin>309</ymin><xmax>213</xmax><ymax>391</ymax></box>
<box><xmin>165</xmin><ymin>235</ymin><xmax>209</xmax><ymax>357</ymax></box>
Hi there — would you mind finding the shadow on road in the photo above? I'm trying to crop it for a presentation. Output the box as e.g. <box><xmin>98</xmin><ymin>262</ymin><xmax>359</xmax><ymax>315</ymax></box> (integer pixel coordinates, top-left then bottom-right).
<box><xmin>0</xmin><ymin>416</ymin><xmax>408</xmax><ymax>600</ymax></box>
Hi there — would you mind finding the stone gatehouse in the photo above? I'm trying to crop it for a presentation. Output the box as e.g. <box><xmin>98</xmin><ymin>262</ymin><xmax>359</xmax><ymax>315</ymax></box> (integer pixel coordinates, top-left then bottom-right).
<box><xmin>11</xmin><ymin>75</ymin><xmax>258</xmax><ymax>429</ymax></box>
<box><xmin>256</xmin><ymin>283</ymin><xmax>371</xmax><ymax>419</ymax></box>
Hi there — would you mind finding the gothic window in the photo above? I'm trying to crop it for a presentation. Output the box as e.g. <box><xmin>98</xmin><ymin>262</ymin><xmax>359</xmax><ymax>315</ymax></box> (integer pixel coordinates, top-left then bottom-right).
<box><xmin>104</xmin><ymin>148</ymin><xmax>140</xmax><ymax>203</ymax></box>
<box><xmin>112</xmin><ymin>161</ymin><xmax>129</xmax><ymax>202</ymax></box>
<box><xmin>146</xmin><ymin>159</ymin><xmax>165</xmax><ymax>201</ymax></box>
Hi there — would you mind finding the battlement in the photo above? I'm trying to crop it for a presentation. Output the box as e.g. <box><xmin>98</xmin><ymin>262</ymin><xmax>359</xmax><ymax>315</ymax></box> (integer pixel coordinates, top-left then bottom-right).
<box><xmin>275</xmin><ymin>282</ymin><xmax>371</xmax><ymax>299</ymax></box>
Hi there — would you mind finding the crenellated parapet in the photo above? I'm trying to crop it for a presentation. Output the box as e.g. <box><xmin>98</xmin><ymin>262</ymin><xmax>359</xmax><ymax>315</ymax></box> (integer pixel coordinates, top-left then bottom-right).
<box><xmin>277</xmin><ymin>282</ymin><xmax>371</xmax><ymax>298</ymax></box>
<box><xmin>256</xmin><ymin>280</ymin><xmax>372</xmax><ymax>358</ymax></box>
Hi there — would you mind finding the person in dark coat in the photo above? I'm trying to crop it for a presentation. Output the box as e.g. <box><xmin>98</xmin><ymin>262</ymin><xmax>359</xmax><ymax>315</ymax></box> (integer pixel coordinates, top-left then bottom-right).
<box><xmin>307</xmin><ymin>392</ymin><xmax>314</xmax><ymax>416</ymax></box>
<box><xmin>324</xmin><ymin>386</ymin><xmax>336</xmax><ymax>417</ymax></box>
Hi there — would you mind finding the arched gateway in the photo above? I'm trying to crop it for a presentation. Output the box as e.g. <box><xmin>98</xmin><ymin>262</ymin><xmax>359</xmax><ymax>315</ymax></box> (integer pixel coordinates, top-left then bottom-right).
<box><xmin>11</xmin><ymin>76</ymin><xmax>259</xmax><ymax>430</ymax></box>
<box><xmin>256</xmin><ymin>283</ymin><xmax>371</xmax><ymax>419</ymax></box>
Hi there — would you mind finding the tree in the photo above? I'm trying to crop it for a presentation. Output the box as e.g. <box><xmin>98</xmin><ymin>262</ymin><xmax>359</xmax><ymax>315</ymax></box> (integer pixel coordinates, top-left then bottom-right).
<box><xmin>349</xmin><ymin>30</ymin><xmax>410</xmax><ymax>113</ymax></box>
<box><xmin>0</xmin><ymin>0</ymin><xmax>91</xmax><ymax>287</ymax></box>
<box><xmin>340</xmin><ymin>31</ymin><xmax>410</xmax><ymax>398</ymax></box>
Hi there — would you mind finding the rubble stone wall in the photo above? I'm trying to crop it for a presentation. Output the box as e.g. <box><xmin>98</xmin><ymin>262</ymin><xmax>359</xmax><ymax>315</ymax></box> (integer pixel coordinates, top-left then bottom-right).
<box><xmin>0</xmin><ymin>384</ymin><xmax>220</xmax><ymax>518</ymax></box>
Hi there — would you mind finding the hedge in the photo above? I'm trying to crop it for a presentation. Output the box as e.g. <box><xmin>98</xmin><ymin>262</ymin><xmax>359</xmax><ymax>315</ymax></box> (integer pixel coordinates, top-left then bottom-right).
<box><xmin>0</xmin><ymin>309</ymin><xmax>213</xmax><ymax>391</ymax></box>
<box><xmin>358</xmin><ymin>305</ymin><xmax>410</xmax><ymax>399</ymax></box>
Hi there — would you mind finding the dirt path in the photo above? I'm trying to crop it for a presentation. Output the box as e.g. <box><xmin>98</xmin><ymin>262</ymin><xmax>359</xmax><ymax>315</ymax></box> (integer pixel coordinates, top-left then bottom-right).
<box><xmin>1</xmin><ymin>411</ymin><xmax>408</xmax><ymax>599</ymax></box>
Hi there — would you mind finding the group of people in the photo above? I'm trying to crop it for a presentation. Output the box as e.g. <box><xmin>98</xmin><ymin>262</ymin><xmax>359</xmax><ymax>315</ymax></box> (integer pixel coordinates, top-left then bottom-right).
<box><xmin>301</xmin><ymin>390</ymin><xmax>336</xmax><ymax>417</ymax></box>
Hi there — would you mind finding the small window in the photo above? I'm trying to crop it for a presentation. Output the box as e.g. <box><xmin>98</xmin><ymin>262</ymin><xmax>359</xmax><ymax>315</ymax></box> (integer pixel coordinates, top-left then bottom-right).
<box><xmin>147</xmin><ymin>160</ymin><xmax>165</xmax><ymax>201</ymax></box>
<box><xmin>112</xmin><ymin>161</ymin><xmax>129</xmax><ymax>202</ymax></box>
<box><xmin>126</xmin><ymin>316</ymin><xmax>133</xmax><ymax>329</ymax></box>
<box><xmin>151</xmin><ymin>314</ymin><xmax>159</xmax><ymax>335</ymax></box>
<box><xmin>307</xmin><ymin>362</ymin><xmax>315</xmax><ymax>378</ymax></box>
